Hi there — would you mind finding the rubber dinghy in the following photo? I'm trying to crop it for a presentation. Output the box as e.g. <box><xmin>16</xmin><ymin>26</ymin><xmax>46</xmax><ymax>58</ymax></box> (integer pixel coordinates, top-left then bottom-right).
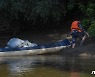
<box><xmin>0</xmin><ymin>39</ymin><xmax>71</xmax><ymax>57</ymax></box>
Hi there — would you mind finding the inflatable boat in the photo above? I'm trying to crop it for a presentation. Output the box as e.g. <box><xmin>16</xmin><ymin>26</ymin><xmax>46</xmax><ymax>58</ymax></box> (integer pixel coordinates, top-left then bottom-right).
<box><xmin>0</xmin><ymin>39</ymin><xmax>71</xmax><ymax>57</ymax></box>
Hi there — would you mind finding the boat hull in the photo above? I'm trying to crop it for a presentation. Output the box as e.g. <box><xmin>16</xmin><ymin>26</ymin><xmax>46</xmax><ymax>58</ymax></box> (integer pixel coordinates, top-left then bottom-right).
<box><xmin>0</xmin><ymin>46</ymin><xmax>68</xmax><ymax>57</ymax></box>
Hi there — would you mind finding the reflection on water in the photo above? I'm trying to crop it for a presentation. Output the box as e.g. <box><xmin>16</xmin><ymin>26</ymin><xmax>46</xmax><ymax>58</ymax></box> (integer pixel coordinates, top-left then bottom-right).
<box><xmin>0</xmin><ymin>55</ymin><xmax>95</xmax><ymax>77</ymax></box>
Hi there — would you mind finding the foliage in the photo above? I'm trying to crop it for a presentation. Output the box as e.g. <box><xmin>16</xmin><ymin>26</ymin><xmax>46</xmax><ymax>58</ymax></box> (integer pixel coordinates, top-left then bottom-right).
<box><xmin>81</xmin><ymin>18</ymin><xmax>91</xmax><ymax>30</ymax></box>
<box><xmin>0</xmin><ymin>0</ymin><xmax>95</xmax><ymax>36</ymax></box>
<box><xmin>78</xmin><ymin>1</ymin><xmax>95</xmax><ymax>36</ymax></box>
<box><xmin>0</xmin><ymin>0</ymin><xmax>66</xmax><ymax>22</ymax></box>
<box><xmin>0</xmin><ymin>0</ymin><xmax>66</xmax><ymax>34</ymax></box>
<box><xmin>88</xmin><ymin>21</ymin><xmax>95</xmax><ymax>36</ymax></box>
<box><xmin>67</xmin><ymin>0</ymin><xmax>75</xmax><ymax>11</ymax></box>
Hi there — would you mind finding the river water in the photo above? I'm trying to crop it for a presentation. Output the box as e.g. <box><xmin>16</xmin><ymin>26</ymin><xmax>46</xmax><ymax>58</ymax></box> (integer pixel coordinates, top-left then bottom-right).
<box><xmin>0</xmin><ymin>55</ymin><xmax>95</xmax><ymax>77</ymax></box>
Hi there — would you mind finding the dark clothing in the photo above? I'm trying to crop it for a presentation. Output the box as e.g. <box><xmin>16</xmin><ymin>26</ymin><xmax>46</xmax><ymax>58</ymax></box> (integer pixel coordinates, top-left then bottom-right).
<box><xmin>71</xmin><ymin>30</ymin><xmax>85</xmax><ymax>44</ymax></box>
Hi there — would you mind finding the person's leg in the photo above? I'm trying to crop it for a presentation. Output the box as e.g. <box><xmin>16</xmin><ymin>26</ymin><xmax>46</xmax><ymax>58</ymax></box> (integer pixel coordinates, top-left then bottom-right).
<box><xmin>71</xmin><ymin>30</ymin><xmax>79</xmax><ymax>48</ymax></box>
<box><xmin>80</xmin><ymin>35</ymin><xmax>86</xmax><ymax>46</ymax></box>
<box><xmin>71</xmin><ymin>35</ymin><xmax>77</xmax><ymax>48</ymax></box>
<box><xmin>72</xmin><ymin>43</ymin><xmax>76</xmax><ymax>48</ymax></box>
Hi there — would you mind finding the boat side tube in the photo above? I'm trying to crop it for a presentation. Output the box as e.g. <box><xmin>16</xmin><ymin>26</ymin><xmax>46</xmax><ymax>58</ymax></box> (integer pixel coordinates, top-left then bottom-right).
<box><xmin>0</xmin><ymin>39</ymin><xmax>71</xmax><ymax>52</ymax></box>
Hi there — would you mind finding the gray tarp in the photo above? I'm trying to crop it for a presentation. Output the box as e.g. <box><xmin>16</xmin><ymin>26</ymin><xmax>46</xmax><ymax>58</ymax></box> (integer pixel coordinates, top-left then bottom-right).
<box><xmin>7</xmin><ymin>38</ymin><xmax>37</xmax><ymax>48</ymax></box>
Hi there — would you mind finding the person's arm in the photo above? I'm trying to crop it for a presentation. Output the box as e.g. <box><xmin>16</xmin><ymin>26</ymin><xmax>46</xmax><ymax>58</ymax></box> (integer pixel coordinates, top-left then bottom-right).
<box><xmin>81</xmin><ymin>28</ymin><xmax>89</xmax><ymax>37</ymax></box>
<box><xmin>79</xmin><ymin>24</ymin><xmax>89</xmax><ymax>37</ymax></box>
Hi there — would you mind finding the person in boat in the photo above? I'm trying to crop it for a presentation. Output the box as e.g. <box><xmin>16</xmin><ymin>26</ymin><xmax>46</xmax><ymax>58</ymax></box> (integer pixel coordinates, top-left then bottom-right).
<box><xmin>71</xmin><ymin>20</ymin><xmax>89</xmax><ymax>48</ymax></box>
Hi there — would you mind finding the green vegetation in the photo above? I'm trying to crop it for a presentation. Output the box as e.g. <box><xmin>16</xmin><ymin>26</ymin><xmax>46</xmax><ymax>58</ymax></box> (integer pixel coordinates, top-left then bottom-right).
<box><xmin>0</xmin><ymin>0</ymin><xmax>95</xmax><ymax>36</ymax></box>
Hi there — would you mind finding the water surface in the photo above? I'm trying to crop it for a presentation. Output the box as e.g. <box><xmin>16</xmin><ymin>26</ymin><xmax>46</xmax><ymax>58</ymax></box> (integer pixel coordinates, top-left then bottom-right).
<box><xmin>0</xmin><ymin>55</ymin><xmax>95</xmax><ymax>77</ymax></box>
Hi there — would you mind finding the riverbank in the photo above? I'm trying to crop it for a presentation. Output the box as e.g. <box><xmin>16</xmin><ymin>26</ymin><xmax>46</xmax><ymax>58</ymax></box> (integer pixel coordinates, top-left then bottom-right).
<box><xmin>60</xmin><ymin>44</ymin><xmax>95</xmax><ymax>57</ymax></box>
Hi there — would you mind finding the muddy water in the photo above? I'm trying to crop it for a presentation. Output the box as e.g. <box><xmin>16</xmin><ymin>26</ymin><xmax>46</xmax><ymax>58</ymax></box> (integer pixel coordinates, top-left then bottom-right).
<box><xmin>0</xmin><ymin>55</ymin><xmax>95</xmax><ymax>77</ymax></box>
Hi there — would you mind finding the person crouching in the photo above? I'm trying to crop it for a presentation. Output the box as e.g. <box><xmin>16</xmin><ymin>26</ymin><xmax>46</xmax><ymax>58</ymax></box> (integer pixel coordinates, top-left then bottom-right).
<box><xmin>71</xmin><ymin>21</ymin><xmax>89</xmax><ymax>48</ymax></box>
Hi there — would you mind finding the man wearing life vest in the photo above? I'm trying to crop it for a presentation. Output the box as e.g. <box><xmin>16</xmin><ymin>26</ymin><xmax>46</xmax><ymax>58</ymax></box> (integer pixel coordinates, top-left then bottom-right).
<box><xmin>71</xmin><ymin>21</ymin><xmax>89</xmax><ymax>48</ymax></box>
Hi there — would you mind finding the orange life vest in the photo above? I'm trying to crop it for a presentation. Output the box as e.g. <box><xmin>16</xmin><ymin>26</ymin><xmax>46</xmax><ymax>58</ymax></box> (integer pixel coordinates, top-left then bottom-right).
<box><xmin>71</xmin><ymin>21</ymin><xmax>82</xmax><ymax>32</ymax></box>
